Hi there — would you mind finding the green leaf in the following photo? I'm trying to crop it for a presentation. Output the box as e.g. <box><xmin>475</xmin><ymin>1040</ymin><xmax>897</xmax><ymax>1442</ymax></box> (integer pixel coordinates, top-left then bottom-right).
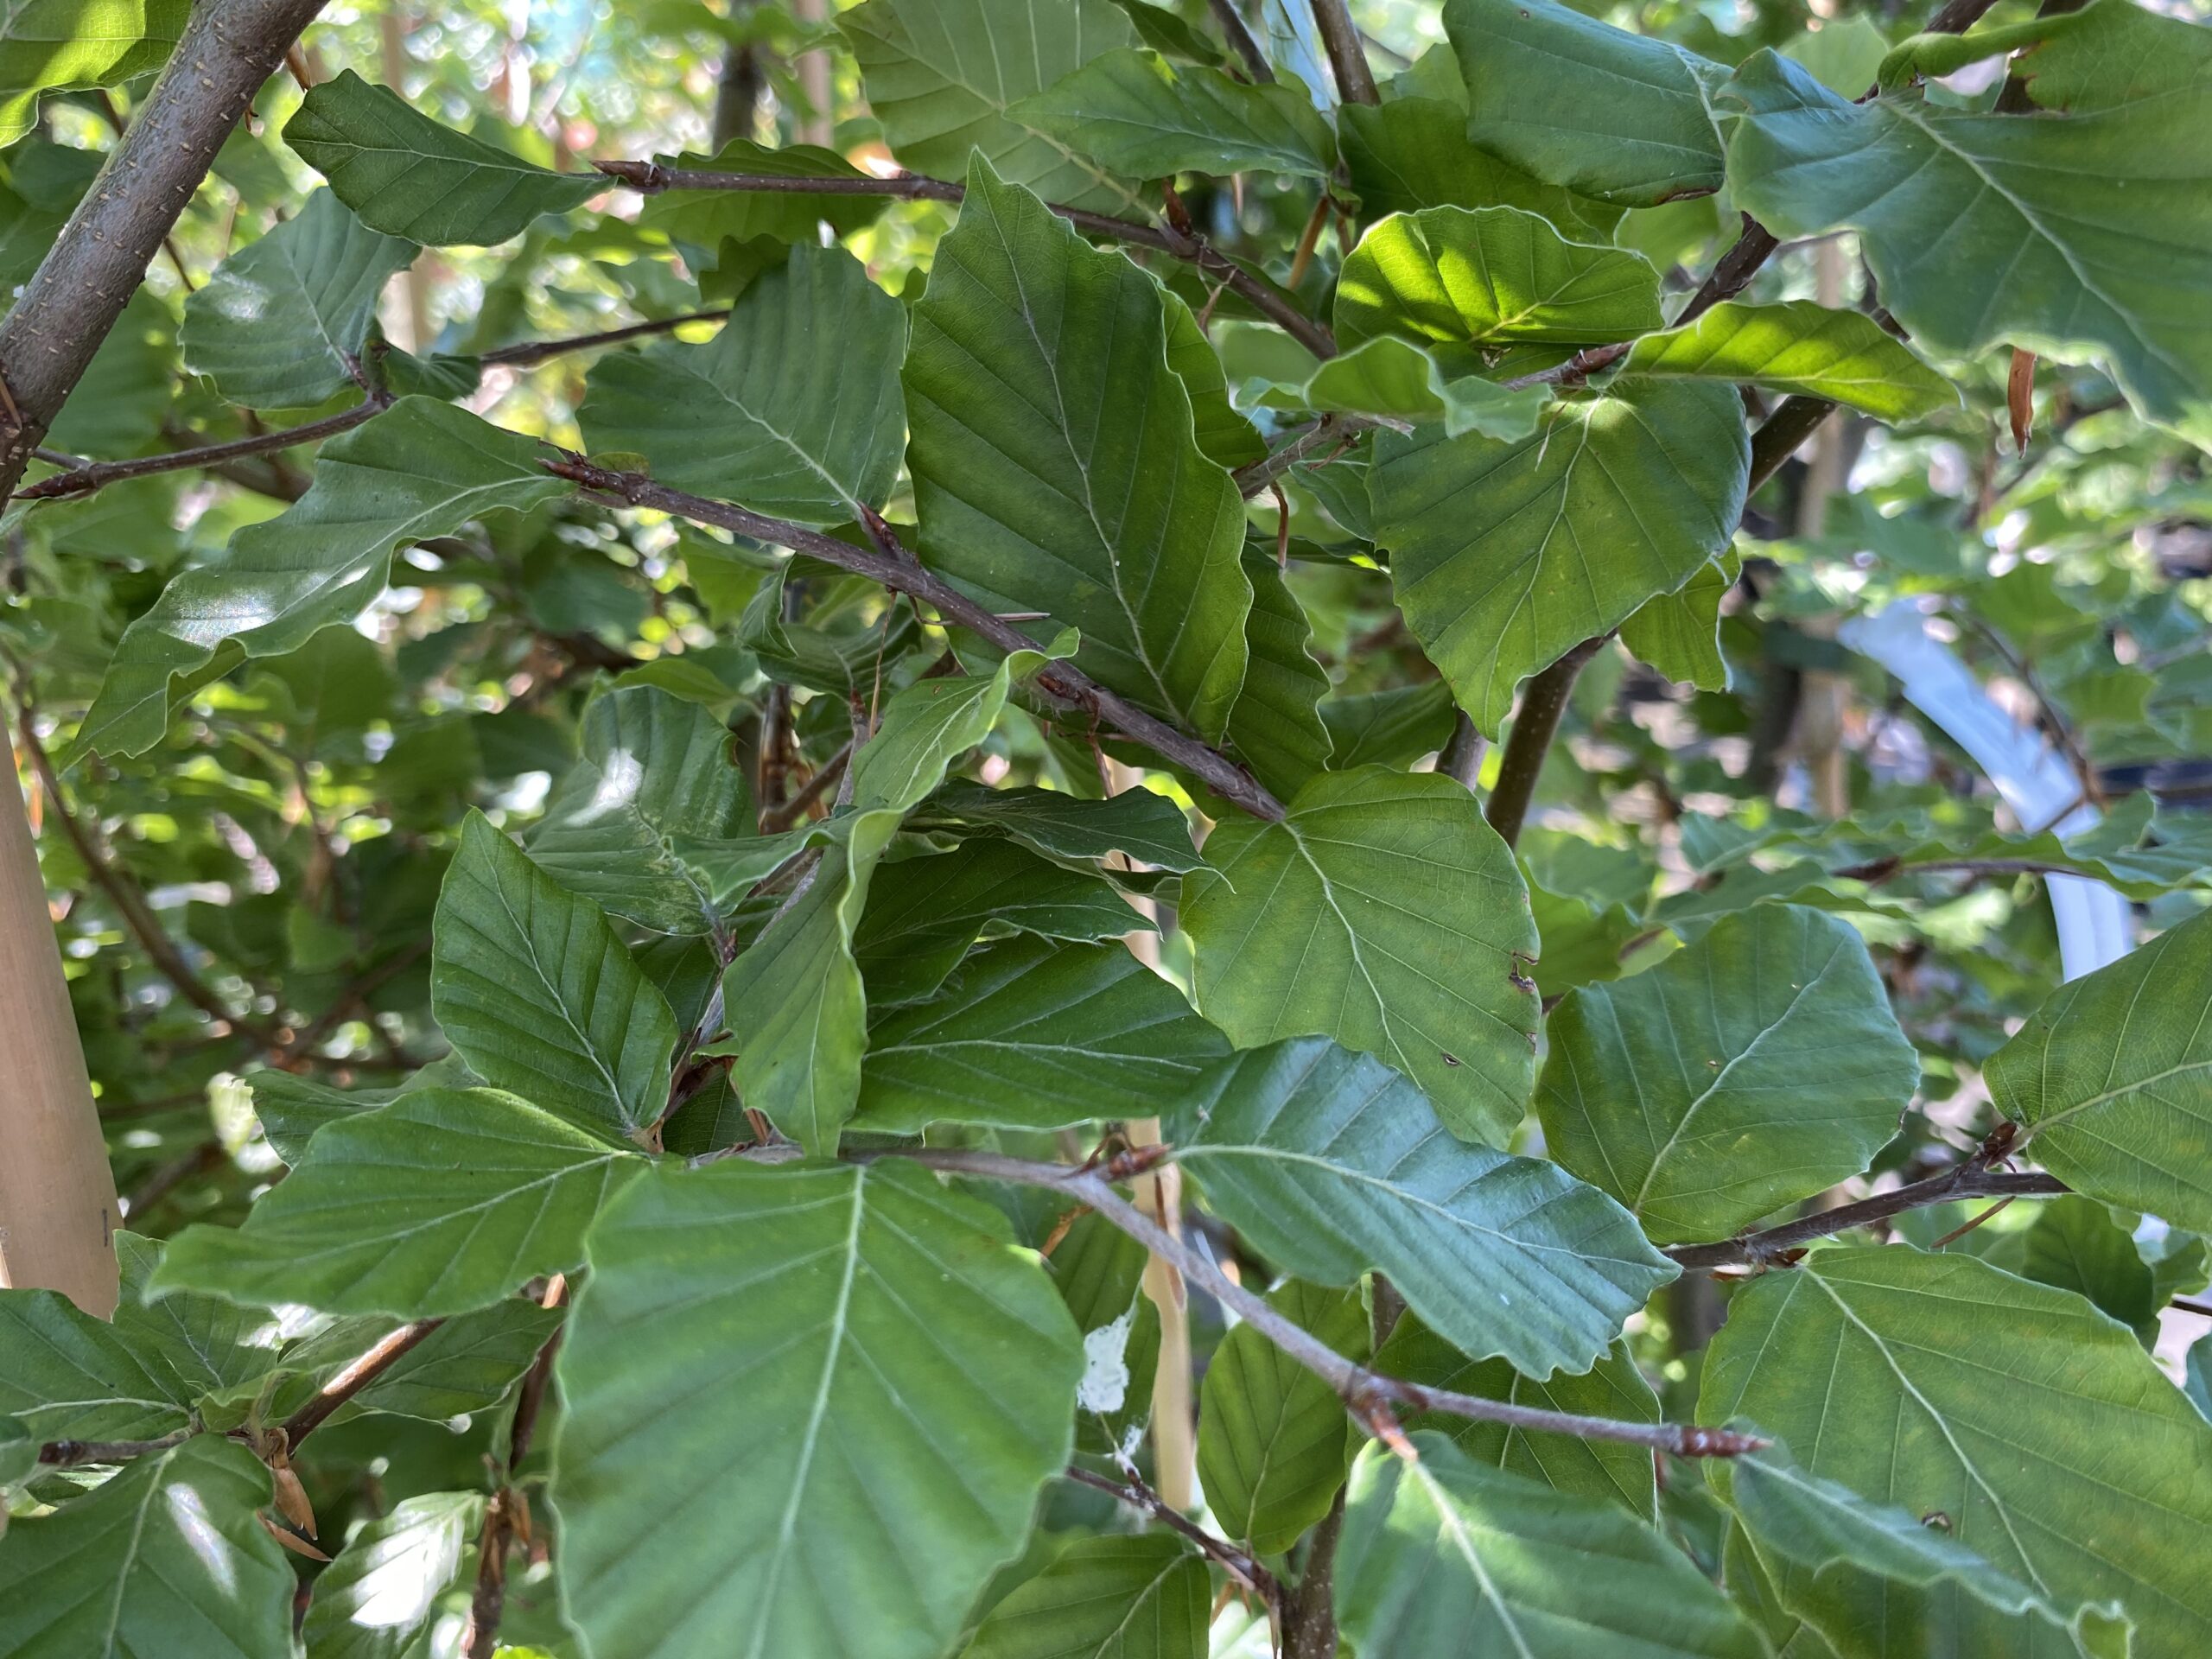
<box><xmin>905</xmin><ymin>157</ymin><xmax>1251</xmax><ymax>742</ymax></box>
<box><xmin>0</xmin><ymin>0</ymin><xmax>187</xmax><ymax>150</ymax></box>
<box><xmin>111</xmin><ymin>1233</ymin><xmax>271</xmax><ymax>1406</ymax></box>
<box><xmin>1166</xmin><ymin>1037</ymin><xmax>1675</xmax><ymax>1377</ymax></box>
<box><xmin>1374</xmin><ymin>379</ymin><xmax>1749</xmax><ymax>737</ymax></box>
<box><xmin>1337</xmin><ymin>1433</ymin><xmax>1765</xmax><ymax>1659</ymax></box>
<box><xmin>1198</xmin><ymin>1280</ymin><xmax>1363</xmax><ymax>1553</ymax></box>
<box><xmin>1339</xmin><ymin>97</ymin><xmax>1622</xmax><ymax>243</ymax></box>
<box><xmin>2004</xmin><ymin>1196</ymin><xmax>2159</xmax><ymax>1337</ymax></box>
<box><xmin>1264</xmin><ymin>334</ymin><xmax>1554</xmax><ymax>440</ymax></box>
<box><xmin>842</xmin><ymin>0</ymin><xmax>1147</xmax><ymax>215</ymax></box>
<box><xmin>1007</xmin><ymin>48</ymin><xmax>1335</xmax><ymax>178</ymax></box>
<box><xmin>245</xmin><ymin>1067</ymin><xmax>377</xmax><ymax>1166</ymax></box>
<box><xmin>1700</xmin><ymin>1245</ymin><xmax>2212</xmax><ymax>1655</ymax></box>
<box><xmin>1622</xmin><ymin>548</ymin><xmax>1738</xmax><ymax>692</ymax></box>
<box><xmin>855</xmin><ymin>840</ymin><xmax>1149</xmax><ymax>1005</ymax></box>
<box><xmin>1182</xmin><ymin>767</ymin><xmax>1541</xmax><ymax>1145</ymax></box>
<box><xmin>1537</xmin><ymin>906</ymin><xmax>1919</xmax><ymax>1245</ymax></box>
<box><xmin>433</xmin><ymin>812</ymin><xmax>678</xmax><ymax>1142</ymax></box>
<box><xmin>529</xmin><ymin>683</ymin><xmax>753</xmax><ymax>935</ymax></box>
<box><xmin>1722</xmin><ymin>1440</ymin><xmax>2107</xmax><ymax>1645</ymax></box>
<box><xmin>913</xmin><ymin>781</ymin><xmax>1200</xmax><ymax>872</ymax></box>
<box><xmin>1226</xmin><ymin>547</ymin><xmax>1334</xmax><ymax>799</ymax></box>
<box><xmin>580</xmin><ymin>245</ymin><xmax>907</xmax><ymax>526</ymax></box>
<box><xmin>153</xmin><ymin>1090</ymin><xmax>640</xmax><ymax>1318</ymax></box>
<box><xmin>556</xmin><ymin>1159</ymin><xmax>1084</xmax><ymax>1659</ymax></box>
<box><xmin>1162</xmin><ymin>289</ymin><xmax>1267</xmax><ymax>469</ymax></box>
<box><xmin>1335</xmin><ymin>206</ymin><xmax>1662</xmax><ymax>364</ymax></box>
<box><xmin>1320</xmin><ymin>681</ymin><xmax>1458</xmax><ymax>772</ymax></box>
<box><xmin>856</xmin><ymin>936</ymin><xmax>1228</xmax><ymax>1132</ymax></box>
<box><xmin>1526</xmin><ymin>880</ymin><xmax>1650</xmax><ymax>1001</ymax></box>
<box><xmin>1720</xmin><ymin>3</ymin><xmax>2212</xmax><ymax>444</ymax></box>
<box><xmin>1987</xmin><ymin>906</ymin><xmax>2212</xmax><ymax>1234</ymax></box>
<box><xmin>302</xmin><ymin>1491</ymin><xmax>483</xmax><ymax>1659</ymax></box>
<box><xmin>180</xmin><ymin>189</ymin><xmax>416</xmax><ymax>410</ymax></box>
<box><xmin>0</xmin><ymin>1286</ymin><xmax>192</xmax><ymax>1443</ymax></box>
<box><xmin>961</xmin><ymin>1534</ymin><xmax>1210</xmax><ymax>1658</ymax></box>
<box><xmin>1376</xmin><ymin>1318</ymin><xmax>1660</xmax><ymax>1520</ymax></box>
<box><xmin>75</xmin><ymin>398</ymin><xmax>566</xmax><ymax>760</ymax></box>
<box><xmin>0</xmin><ymin>1437</ymin><xmax>295</xmax><ymax>1659</ymax></box>
<box><xmin>1446</xmin><ymin>0</ymin><xmax>1730</xmax><ymax>207</ymax></box>
<box><xmin>722</xmin><ymin>650</ymin><xmax>1047</xmax><ymax>1154</ymax></box>
<box><xmin>1622</xmin><ymin>302</ymin><xmax>1958</xmax><ymax>423</ymax></box>
<box><xmin>285</xmin><ymin>69</ymin><xmax>599</xmax><ymax>245</ymax></box>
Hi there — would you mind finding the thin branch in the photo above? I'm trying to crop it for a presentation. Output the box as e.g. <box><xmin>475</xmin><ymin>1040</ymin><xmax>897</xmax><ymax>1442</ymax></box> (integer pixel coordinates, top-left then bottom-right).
<box><xmin>758</xmin><ymin>734</ymin><xmax>855</xmax><ymax>831</ymax></box>
<box><xmin>1065</xmin><ymin>1465</ymin><xmax>1279</xmax><ymax>1610</ymax></box>
<box><xmin>18</xmin><ymin>311</ymin><xmax>731</xmax><ymax>503</ymax></box>
<box><xmin>545</xmin><ymin>456</ymin><xmax>1287</xmax><ymax>821</ymax></box>
<box><xmin>119</xmin><ymin>1139</ymin><xmax>224</xmax><ymax>1221</ymax></box>
<box><xmin>591</xmin><ymin>160</ymin><xmax>1338</xmax><ymax>361</ymax></box>
<box><xmin>1963</xmin><ymin>614</ymin><xmax>2103</xmax><ymax>810</ymax></box>
<box><xmin>480</xmin><ymin>307</ymin><xmax>731</xmax><ymax>368</ymax></box>
<box><xmin>1746</xmin><ymin>393</ymin><xmax>1840</xmax><ymax>494</ymax></box>
<box><xmin>1484</xmin><ymin>633</ymin><xmax>1608</xmax><ymax>849</ymax></box>
<box><xmin>1234</xmin><ymin>411</ymin><xmax>1375</xmax><ymax>499</ymax></box>
<box><xmin>18</xmin><ymin>397</ymin><xmax>389</xmax><ymax>502</ymax></box>
<box><xmin>1205</xmin><ymin>0</ymin><xmax>1274</xmax><ymax>84</ymax></box>
<box><xmin>14</xmin><ymin>702</ymin><xmax>279</xmax><ymax>1042</ymax></box>
<box><xmin>280</xmin><ymin>1319</ymin><xmax>448</xmax><ymax>1446</ymax></box>
<box><xmin>1308</xmin><ymin>0</ymin><xmax>1380</xmax><ymax>104</ymax></box>
<box><xmin>1282</xmin><ymin>1496</ymin><xmax>1346</xmax><ymax>1659</ymax></box>
<box><xmin>874</xmin><ymin>1146</ymin><xmax>1763</xmax><ymax>1458</ymax></box>
<box><xmin>1663</xmin><ymin>1168</ymin><xmax>2067</xmax><ymax>1271</ymax></box>
<box><xmin>0</xmin><ymin>0</ymin><xmax>332</xmax><ymax>499</ymax></box>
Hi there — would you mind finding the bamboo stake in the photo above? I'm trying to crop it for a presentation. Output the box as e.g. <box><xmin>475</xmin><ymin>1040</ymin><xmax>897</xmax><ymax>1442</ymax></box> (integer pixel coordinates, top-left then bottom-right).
<box><xmin>0</xmin><ymin>748</ymin><xmax>119</xmax><ymax>1313</ymax></box>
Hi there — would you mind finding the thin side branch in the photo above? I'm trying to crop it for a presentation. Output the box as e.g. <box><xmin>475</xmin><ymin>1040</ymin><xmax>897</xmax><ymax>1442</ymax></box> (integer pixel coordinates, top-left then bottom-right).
<box><xmin>1484</xmin><ymin>634</ymin><xmax>1609</xmax><ymax>849</ymax></box>
<box><xmin>1664</xmin><ymin>1167</ymin><xmax>2067</xmax><ymax>1271</ymax></box>
<box><xmin>19</xmin><ymin>397</ymin><xmax>389</xmax><ymax>502</ymax></box>
<box><xmin>1065</xmin><ymin>1465</ymin><xmax>1279</xmax><ymax>1610</ymax></box>
<box><xmin>1234</xmin><ymin>412</ymin><xmax>1376</xmax><ymax>499</ymax></box>
<box><xmin>545</xmin><ymin>456</ymin><xmax>1287</xmax><ymax>821</ymax></box>
<box><xmin>1205</xmin><ymin>0</ymin><xmax>1274</xmax><ymax>84</ymax></box>
<box><xmin>479</xmin><ymin>307</ymin><xmax>732</xmax><ymax>368</ymax></box>
<box><xmin>878</xmin><ymin>1146</ymin><xmax>1763</xmax><ymax>1459</ymax></box>
<box><xmin>591</xmin><ymin>160</ymin><xmax>1337</xmax><ymax>360</ymax></box>
<box><xmin>1308</xmin><ymin>0</ymin><xmax>1381</xmax><ymax>104</ymax></box>
<box><xmin>1829</xmin><ymin>856</ymin><xmax>2085</xmax><ymax>887</ymax></box>
<box><xmin>280</xmin><ymin>1319</ymin><xmax>447</xmax><ymax>1446</ymax></box>
<box><xmin>14</xmin><ymin>702</ymin><xmax>279</xmax><ymax>1042</ymax></box>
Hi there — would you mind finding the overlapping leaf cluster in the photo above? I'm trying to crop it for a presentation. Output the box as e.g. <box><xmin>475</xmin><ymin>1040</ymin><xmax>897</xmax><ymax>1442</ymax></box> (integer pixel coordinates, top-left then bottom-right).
<box><xmin>4</xmin><ymin>0</ymin><xmax>2212</xmax><ymax>1656</ymax></box>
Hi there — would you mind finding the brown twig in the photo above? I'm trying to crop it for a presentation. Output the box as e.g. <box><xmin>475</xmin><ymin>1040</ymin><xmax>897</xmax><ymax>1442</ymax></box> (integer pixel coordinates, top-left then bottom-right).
<box><xmin>757</xmin><ymin>734</ymin><xmax>855</xmax><ymax>831</ymax></box>
<box><xmin>1829</xmin><ymin>856</ymin><xmax>2082</xmax><ymax>887</ymax></box>
<box><xmin>18</xmin><ymin>397</ymin><xmax>391</xmax><ymax>501</ymax></box>
<box><xmin>480</xmin><ymin>307</ymin><xmax>732</xmax><ymax>368</ymax></box>
<box><xmin>1663</xmin><ymin>1166</ymin><xmax>2066</xmax><ymax>1272</ymax></box>
<box><xmin>1484</xmin><ymin>634</ymin><xmax>1609</xmax><ymax>849</ymax></box>
<box><xmin>118</xmin><ymin>1139</ymin><xmax>224</xmax><ymax>1221</ymax></box>
<box><xmin>1233</xmin><ymin>412</ymin><xmax>1374</xmax><ymax>499</ymax></box>
<box><xmin>1281</xmin><ymin>1497</ymin><xmax>1346</xmax><ymax>1659</ymax></box>
<box><xmin>1307</xmin><ymin>0</ymin><xmax>1380</xmax><ymax>104</ymax></box>
<box><xmin>1065</xmin><ymin>1465</ymin><xmax>1280</xmax><ymax>1611</ymax></box>
<box><xmin>545</xmin><ymin>455</ymin><xmax>1286</xmax><ymax>822</ymax></box>
<box><xmin>862</xmin><ymin>1145</ymin><xmax>1762</xmax><ymax>1458</ymax></box>
<box><xmin>590</xmin><ymin>161</ymin><xmax>1336</xmax><ymax>360</ymax></box>
<box><xmin>13</xmin><ymin>702</ymin><xmax>280</xmax><ymax>1042</ymax></box>
<box><xmin>1205</xmin><ymin>0</ymin><xmax>1274</xmax><ymax>83</ymax></box>
<box><xmin>280</xmin><ymin>1319</ymin><xmax>448</xmax><ymax>1447</ymax></box>
<box><xmin>1964</xmin><ymin>615</ymin><xmax>2103</xmax><ymax>810</ymax></box>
